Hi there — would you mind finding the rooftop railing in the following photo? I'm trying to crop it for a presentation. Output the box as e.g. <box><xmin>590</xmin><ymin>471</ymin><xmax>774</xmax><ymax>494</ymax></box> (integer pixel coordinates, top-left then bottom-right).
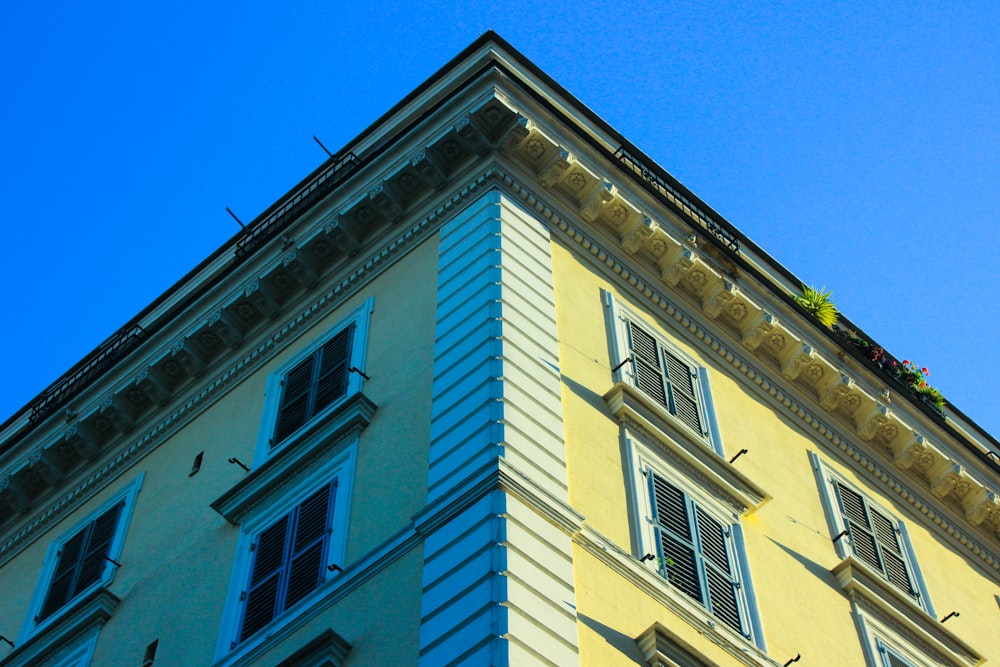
<box><xmin>615</xmin><ymin>147</ymin><xmax>740</xmax><ymax>254</ymax></box>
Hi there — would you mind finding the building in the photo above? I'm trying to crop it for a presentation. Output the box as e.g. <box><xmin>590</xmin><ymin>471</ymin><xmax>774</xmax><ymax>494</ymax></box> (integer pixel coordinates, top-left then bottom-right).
<box><xmin>1</xmin><ymin>32</ymin><xmax>998</xmax><ymax>667</ymax></box>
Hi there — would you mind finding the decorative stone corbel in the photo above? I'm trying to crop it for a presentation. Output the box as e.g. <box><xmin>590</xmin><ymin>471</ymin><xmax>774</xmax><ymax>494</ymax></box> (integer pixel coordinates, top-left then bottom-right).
<box><xmin>411</xmin><ymin>150</ymin><xmax>447</xmax><ymax>189</ymax></box>
<box><xmin>928</xmin><ymin>461</ymin><xmax>963</xmax><ymax>499</ymax></box>
<box><xmin>538</xmin><ymin>149</ymin><xmax>574</xmax><ymax>188</ymax></box>
<box><xmin>702</xmin><ymin>280</ymin><xmax>738</xmax><ymax>319</ymax></box>
<box><xmin>368</xmin><ymin>183</ymin><xmax>404</xmax><ymax>222</ymax></box>
<box><xmin>779</xmin><ymin>344</ymin><xmax>815</xmax><ymax>381</ymax></box>
<box><xmin>498</xmin><ymin>116</ymin><xmax>531</xmax><ymax>155</ymax></box>
<box><xmin>0</xmin><ymin>475</ymin><xmax>28</xmax><ymax>515</ymax></box>
<box><xmin>622</xmin><ymin>217</ymin><xmax>658</xmax><ymax>255</ymax></box>
<box><xmin>325</xmin><ymin>216</ymin><xmax>363</xmax><ymax>257</ymax></box>
<box><xmin>280</xmin><ymin>250</ymin><xmax>320</xmax><ymax>290</ymax></box>
<box><xmin>9</xmin><ymin>461</ymin><xmax>45</xmax><ymax>503</ymax></box>
<box><xmin>79</xmin><ymin>406</ymin><xmax>119</xmax><ymax>445</ymax></box>
<box><xmin>454</xmin><ymin>116</ymin><xmax>489</xmax><ymax>155</ymax></box>
<box><xmin>741</xmin><ymin>312</ymin><xmax>776</xmax><ymax>352</ymax></box>
<box><xmin>886</xmin><ymin>431</ymin><xmax>926</xmax><ymax>469</ymax></box>
<box><xmin>170</xmin><ymin>339</ymin><xmax>207</xmax><ymax>378</ymax></box>
<box><xmin>659</xmin><ymin>246</ymin><xmax>696</xmax><ymax>286</ymax></box>
<box><xmin>206</xmin><ymin>309</ymin><xmax>244</xmax><ymax>350</ymax></box>
<box><xmin>817</xmin><ymin>373</ymin><xmax>855</xmax><ymax>411</ymax></box>
<box><xmin>134</xmin><ymin>369</ymin><xmax>171</xmax><ymax>407</ymax></box>
<box><xmin>855</xmin><ymin>402</ymin><xmax>892</xmax><ymax>442</ymax></box>
<box><xmin>98</xmin><ymin>396</ymin><xmax>136</xmax><ymax>433</ymax></box>
<box><xmin>579</xmin><ymin>181</ymin><xmax>616</xmax><ymax>222</ymax></box>
<box><xmin>27</xmin><ymin>450</ymin><xmax>64</xmax><ymax>487</ymax></box>
<box><xmin>960</xmin><ymin>487</ymin><xmax>998</xmax><ymax>526</ymax></box>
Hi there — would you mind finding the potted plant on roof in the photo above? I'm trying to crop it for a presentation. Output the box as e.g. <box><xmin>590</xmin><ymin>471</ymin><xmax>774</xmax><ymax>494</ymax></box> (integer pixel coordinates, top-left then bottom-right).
<box><xmin>794</xmin><ymin>285</ymin><xmax>839</xmax><ymax>328</ymax></box>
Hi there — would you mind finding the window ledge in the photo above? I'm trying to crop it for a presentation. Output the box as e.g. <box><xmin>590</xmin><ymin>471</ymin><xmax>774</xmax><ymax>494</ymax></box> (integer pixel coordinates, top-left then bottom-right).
<box><xmin>605</xmin><ymin>382</ymin><xmax>770</xmax><ymax>514</ymax></box>
<box><xmin>212</xmin><ymin>393</ymin><xmax>375</xmax><ymax>524</ymax></box>
<box><xmin>2</xmin><ymin>587</ymin><xmax>119</xmax><ymax>667</ymax></box>
<box><xmin>576</xmin><ymin>526</ymin><xmax>778</xmax><ymax>667</ymax></box>
<box><xmin>274</xmin><ymin>629</ymin><xmax>351</xmax><ymax>667</ymax></box>
<box><xmin>831</xmin><ymin>557</ymin><xmax>983</xmax><ymax>667</ymax></box>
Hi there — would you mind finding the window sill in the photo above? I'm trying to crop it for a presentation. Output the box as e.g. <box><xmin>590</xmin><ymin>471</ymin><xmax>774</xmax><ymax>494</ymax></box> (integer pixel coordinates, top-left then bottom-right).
<box><xmin>605</xmin><ymin>382</ymin><xmax>770</xmax><ymax>514</ymax></box>
<box><xmin>831</xmin><ymin>557</ymin><xmax>982</xmax><ymax>667</ymax></box>
<box><xmin>212</xmin><ymin>392</ymin><xmax>375</xmax><ymax>524</ymax></box>
<box><xmin>575</xmin><ymin>525</ymin><xmax>777</xmax><ymax>666</ymax></box>
<box><xmin>274</xmin><ymin>629</ymin><xmax>351</xmax><ymax>667</ymax></box>
<box><xmin>2</xmin><ymin>587</ymin><xmax>119</xmax><ymax>667</ymax></box>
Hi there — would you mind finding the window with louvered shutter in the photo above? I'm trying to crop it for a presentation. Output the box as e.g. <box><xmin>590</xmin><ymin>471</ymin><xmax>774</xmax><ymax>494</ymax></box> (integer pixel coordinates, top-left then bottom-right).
<box><xmin>237</xmin><ymin>480</ymin><xmax>338</xmax><ymax>645</ymax></box>
<box><xmin>626</xmin><ymin>320</ymin><xmax>705</xmax><ymax>437</ymax></box>
<box><xmin>649</xmin><ymin>472</ymin><xmax>747</xmax><ymax>637</ymax></box>
<box><xmin>878</xmin><ymin>640</ymin><xmax>918</xmax><ymax>667</ymax></box>
<box><xmin>272</xmin><ymin>325</ymin><xmax>354</xmax><ymax>447</ymax></box>
<box><xmin>834</xmin><ymin>482</ymin><xmax>918</xmax><ymax>601</ymax></box>
<box><xmin>38</xmin><ymin>501</ymin><xmax>124</xmax><ymax>622</ymax></box>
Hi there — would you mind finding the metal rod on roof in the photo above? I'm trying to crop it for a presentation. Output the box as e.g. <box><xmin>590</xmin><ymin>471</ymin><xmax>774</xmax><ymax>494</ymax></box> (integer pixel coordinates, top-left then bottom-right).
<box><xmin>313</xmin><ymin>135</ymin><xmax>333</xmax><ymax>157</ymax></box>
<box><xmin>226</xmin><ymin>207</ymin><xmax>246</xmax><ymax>229</ymax></box>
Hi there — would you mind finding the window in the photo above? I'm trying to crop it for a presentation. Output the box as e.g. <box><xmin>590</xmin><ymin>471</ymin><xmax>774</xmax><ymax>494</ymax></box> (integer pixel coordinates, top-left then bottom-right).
<box><xmin>832</xmin><ymin>481</ymin><xmax>919</xmax><ymax>602</ymax></box>
<box><xmin>39</xmin><ymin>502</ymin><xmax>123</xmax><ymax>622</ymax></box>
<box><xmin>877</xmin><ymin>640</ymin><xmax>918</xmax><ymax>667</ymax></box>
<box><xmin>238</xmin><ymin>481</ymin><xmax>337</xmax><ymax>643</ymax></box>
<box><xmin>628</xmin><ymin>437</ymin><xmax>762</xmax><ymax>647</ymax></box>
<box><xmin>810</xmin><ymin>452</ymin><xmax>932</xmax><ymax>614</ymax></box>
<box><xmin>216</xmin><ymin>446</ymin><xmax>355</xmax><ymax>661</ymax></box>
<box><xmin>648</xmin><ymin>471</ymin><xmax>747</xmax><ymax>635</ymax></box>
<box><xmin>256</xmin><ymin>299</ymin><xmax>372</xmax><ymax>461</ymax></box>
<box><xmin>21</xmin><ymin>475</ymin><xmax>143</xmax><ymax>642</ymax></box>
<box><xmin>604</xmin><ymin>292</ymin><xmax>721</xmax><ymax>453</ymax></box>
<box><xmin>628</xmin><ymin>320</ymin><xmax>703</xmax><ymax>435</ymax></box>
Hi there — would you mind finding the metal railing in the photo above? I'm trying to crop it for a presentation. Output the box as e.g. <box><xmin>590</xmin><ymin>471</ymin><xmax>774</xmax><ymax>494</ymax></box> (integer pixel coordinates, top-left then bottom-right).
<box><xmin>235</xmin><ymin>152</ymin><xmax>362</xmax><ymax>262</ymax></box>
<box><xmin>614</xmin><ymin>147</ymin><xmax>740</xmax><ymax>254</ymax></box>
<box><xmin>29</xmin><ymin>324</ymin><xmax>147</xmax><ymax>423</ymax></box>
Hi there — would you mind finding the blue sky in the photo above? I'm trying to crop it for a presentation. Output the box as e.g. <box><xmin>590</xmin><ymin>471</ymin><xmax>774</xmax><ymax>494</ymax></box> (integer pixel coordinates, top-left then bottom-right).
<box><xmin>1</xmin><ymin>1</ymin><xmax>997</xmax><ymax>438</ymax></box>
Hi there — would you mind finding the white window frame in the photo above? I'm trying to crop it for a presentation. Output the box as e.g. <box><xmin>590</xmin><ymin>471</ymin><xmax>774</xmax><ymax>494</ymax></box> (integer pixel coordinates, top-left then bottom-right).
<box><xmin>810</xmin><ymin>452</ymin><xmax>933</xmax><ymax>615</ymax></box>
<box><xmin>604</xmin><ymin>291</ymin><xmax>723</xmax><ymax>455</ymax></box>
<box><xmin>254</xmin><ymin>298</ymin><xmax>372</xmax><ymax>463</ymax></box>
<box><xmin>19</xmin><ymin>474</ymin><xmax>144</xmax><ymax>643</ymax></box>
<box><xmin>626</xmin><ymin>434</ymin><xmax>764</xmax><ymax>649</ymax></box>
<box><xmin>215</xmin><ymin>442</ymin><xmax>356</xmax><ymax>664</ymax></box>
<box><xmin>855</xmin><ymin>607</ymin><xmax>936</xmax><ymax>667</ymax></box>
<box><xmin>48</xmin><ymin>628</ymin><xmax>99</xmax><ymax>667</ymax></box>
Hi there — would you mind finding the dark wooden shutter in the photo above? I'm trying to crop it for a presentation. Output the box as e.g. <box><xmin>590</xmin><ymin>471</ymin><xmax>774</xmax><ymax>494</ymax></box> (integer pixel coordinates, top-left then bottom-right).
<box><xmin>664</xmin><ymin>350</ymin><xmax>702</xmax><ymax>434</ymax></box>
<box><xmin>835</xmin><ymin>482</ymin><xmax>917</xmax><ymax>599</ymax></box>
<box><xmin>696</xmin><ymin>507</ymin><xmax>744</xmax><ymax>635</ymax></box>
<box><xmin>39</xmin><ymin>501</ymin><xmax>124</xmax><ymax>621</ymax></box>
<box><xmin>313</xmin><ymin>328</ymin><xmax>352</xmax><ymax>415</ymax></box>
<box><xmin>238</xmin><ymin>480</ymin><xmax>337</xmax><ymax>644</ymax></box>
<box><xmin>870</xmin><ymin>507</ymin><xmax>916</xmax><ymax>598</ymax></box>
<box><xmin>274</xmin><ymin>358</ymin><xmax>314</xmax><ymax>443</ymax></box>
<box><xmin>836</xmin><ymin>482</ymin><xmax>882</xmax><ymax>570</ymax></box>
<box><xmin>240</xmin><ymin>516</ymin><xmax>289</xmax><ymax>642</ymax></box>
<box><xmin>627</xmin><ymin>320</ymin><xmax>704</xmax><ymax>436</ymax></box>
<box><xmin>628</xmin><ymin>321</ymin><xmax>668</xmax><ymax>407</ymax></box>
<box><xmin>650</xmin><ymin>472</ymin><xmax>746</xmax><ymax>635</ymax></box>
<box><xmin>273</xmin><ymin>325</ymin><xmax>354</xmax><ymax>447</ymax></box>
<box><xmin>285</xmin><ymin>482</ymin><xmax>334</xmax><ymax>608</ymax></box>
<box><xmin>650</xmin><ymin>473</ymin><xmax>701</xmax><ymax>603</ymax></box>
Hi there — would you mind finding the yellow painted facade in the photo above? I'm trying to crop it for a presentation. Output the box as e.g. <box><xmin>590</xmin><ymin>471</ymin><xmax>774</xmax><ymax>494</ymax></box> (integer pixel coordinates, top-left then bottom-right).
<box><xmin>0</xmin><ymin>33</ymin><xmax>997</xmax><ymax>667</ymax></box>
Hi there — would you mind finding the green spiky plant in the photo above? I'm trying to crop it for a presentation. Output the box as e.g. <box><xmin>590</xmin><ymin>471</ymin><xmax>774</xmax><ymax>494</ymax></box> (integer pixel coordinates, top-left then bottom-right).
<box><xmin>795</xmin><ymin>285</ymin><xmax>839</xmax><ymax>327</ymax></box>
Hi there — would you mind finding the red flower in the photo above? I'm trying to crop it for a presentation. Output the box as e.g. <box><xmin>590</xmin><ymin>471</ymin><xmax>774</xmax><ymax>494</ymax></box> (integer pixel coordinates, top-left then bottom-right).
<box><xmin>903</xmin><ymin>359</ymin><xmax>910</xmax><ymax>365</ymax></box>
<box><xmin>922</xmin><ymin>367</ymin><xmax>929</xmax><ymax>375</ymax></box>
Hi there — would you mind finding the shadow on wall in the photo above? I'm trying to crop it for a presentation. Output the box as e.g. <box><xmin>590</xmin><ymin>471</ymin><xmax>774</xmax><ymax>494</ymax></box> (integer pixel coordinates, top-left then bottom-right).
<box><xmin>560</xmin><ymin>372</ymin><xmax>612</xmax><ymax>416</ymax></box>
<box><xmin>765</xmin><ymin>536</ymin><xmax>842</xmax><ymax>596</ymax></box>
<box><xmin>577</xmin><ymin>612</ymin><xmax>646</xmax><ymax>663</ymax></box>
